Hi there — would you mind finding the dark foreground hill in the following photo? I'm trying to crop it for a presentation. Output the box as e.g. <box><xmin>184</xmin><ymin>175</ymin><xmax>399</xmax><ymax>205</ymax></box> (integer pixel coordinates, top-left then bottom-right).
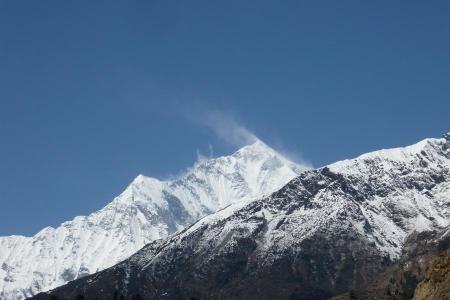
<box><xmin>333</xmin><ymin>228</ymin><xmax>450</xmax><ymax>300</ymax></box>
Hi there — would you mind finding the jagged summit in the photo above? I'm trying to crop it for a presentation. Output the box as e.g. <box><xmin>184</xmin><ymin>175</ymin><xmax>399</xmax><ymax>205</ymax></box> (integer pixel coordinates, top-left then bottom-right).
<box><xmin>132</xmin><ymin>139</ymin><xmax>297</xmax><ymax>185</ymax></box>
<box><xmin>0</xmin><ymin>141</ymin><xmax>304</xmax><ymax>300</ymax></box>
<box><xmin>233</xmin><ymin>139</ymin><xmax>272</xmax><ymax>154</ymax></box>
<box><xmin>131</xmin><ymin>174</ymin><xmax>147</xmax><ymax>183</ymax></box>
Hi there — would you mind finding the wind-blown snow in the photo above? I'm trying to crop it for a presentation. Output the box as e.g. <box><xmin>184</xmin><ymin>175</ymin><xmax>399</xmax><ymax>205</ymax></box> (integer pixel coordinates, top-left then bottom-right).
<box><xmin>0</xmin><ymin>140</ymin><xmax>306</xmax><ymax>300</ymax></box>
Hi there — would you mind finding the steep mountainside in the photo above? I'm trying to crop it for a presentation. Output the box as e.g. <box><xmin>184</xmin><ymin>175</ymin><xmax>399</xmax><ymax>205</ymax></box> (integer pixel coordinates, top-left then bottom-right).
<box><xmin>413</xmin><ymin>245</ymin><xmax>450</xmax><ymax>300</ymax></box>
<box><xmin>332</xmin><ymin>228</ymin><xmax>450</xmax><ymax>300</ymax></box>
<box><xmin>35</xmin><ymin>134</ymin><xmax>450</xmax><ymax>300</ymax></box>
<box><xmin>0</xmin><ymin>141</ymin><xmax>305</xmax><ymax>300</ymax></box>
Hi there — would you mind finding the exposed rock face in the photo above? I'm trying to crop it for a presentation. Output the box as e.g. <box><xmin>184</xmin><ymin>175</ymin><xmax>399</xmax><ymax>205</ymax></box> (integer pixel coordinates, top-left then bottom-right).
<box><xmin>32</xmin><ymin>135</ymin><xmax>450</xmax><ymax>300</ymax></box>
<box><xmin>0</xmin><ymin>141</ymin><xmax>305</xmax><ymax>300</ymax></box>
<box><xmin>333</xmin><ymin>228</ymin><xmax>450</xmax><ymax>300</ymax></box>
<box><xmin>413</xmin><ymin>243</ymin><xmax>450</xmax><ymax>300</ymax></box>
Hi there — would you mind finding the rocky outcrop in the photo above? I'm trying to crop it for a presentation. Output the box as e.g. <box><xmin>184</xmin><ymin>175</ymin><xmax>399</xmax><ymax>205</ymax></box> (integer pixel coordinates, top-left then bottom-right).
<box><xmin>333</xmin><ymin>228</ymin><xmax>450</xmax><ymax>300</ymax></box>
<box><xmin>413</xmin><ymin>247</ymin><xmax>450</xmax><ymax>300</ymax></box>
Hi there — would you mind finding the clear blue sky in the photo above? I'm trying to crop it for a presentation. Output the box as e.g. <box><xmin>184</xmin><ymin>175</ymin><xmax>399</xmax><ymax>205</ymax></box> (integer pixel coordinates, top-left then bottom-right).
<box><xmin>1</xmin><ymin>1</ymin><xmax>449</xmax><ymax>236</ymax></box>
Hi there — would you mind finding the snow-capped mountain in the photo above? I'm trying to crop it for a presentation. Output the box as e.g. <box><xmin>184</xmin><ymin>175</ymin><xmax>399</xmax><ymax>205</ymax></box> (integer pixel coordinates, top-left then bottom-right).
<box><xmin>0</xmin><ymin>140</ymin><xmax>306</xmax><ymax>300</ymax></box>
<box><xmin>34</xmin><ymin>133</ymin><xmax>450</xmax><ymax>300</ymax></box>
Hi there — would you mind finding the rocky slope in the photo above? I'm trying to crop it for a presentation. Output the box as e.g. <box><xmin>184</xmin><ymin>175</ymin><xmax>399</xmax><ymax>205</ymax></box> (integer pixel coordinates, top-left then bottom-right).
<box><xmin>413</xmin><ymin>245</ymin><xmax>450</xmax><ymax>300</ymax></box>
<box><xmin>0</xmin><ymin>140</ymin><xmax>305</xmax><ymax>300</ymax></box>
<box><xmin>34</xmin><ymin>133</ymin><xmax>450</xmax><ymax>300</ymax></box>
<box><xmin>332</xmin><ymin>228</ymin><xmax>450</xmax><ymax>300</ymax></box>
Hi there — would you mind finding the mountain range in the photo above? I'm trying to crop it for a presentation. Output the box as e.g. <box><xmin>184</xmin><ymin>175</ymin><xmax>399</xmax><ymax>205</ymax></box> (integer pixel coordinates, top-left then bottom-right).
<box><xmin>31</xmin><ymin>133</ymin><xmax>450</xmax><ymax>299</ymax></box>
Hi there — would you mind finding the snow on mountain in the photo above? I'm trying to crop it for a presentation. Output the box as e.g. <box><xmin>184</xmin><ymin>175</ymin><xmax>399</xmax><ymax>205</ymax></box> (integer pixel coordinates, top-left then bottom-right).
<box><xmin>33</xmin><ymin>134</ymin><xmax>450</xmax><ymax>300</ymax></box>
<box><xmin>0</xmin><ymin>140</ymin><xmax>306</xmax><ymax>300</ymax></box>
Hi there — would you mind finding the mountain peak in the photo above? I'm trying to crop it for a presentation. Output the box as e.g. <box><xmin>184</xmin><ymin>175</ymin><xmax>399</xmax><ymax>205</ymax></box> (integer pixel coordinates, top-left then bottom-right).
<box><xmin>131</xmin><ymin>174</ymin><xmax>146</xmax><ymax>184</ymax></box>
<box><xmin>232</xmin><ymin>139</ymin><xmax>276</xmax><ymax>157</ymax></box>
<box><xmin>0</xmin><ymin>140</ymin><xmax>302</xmax><ymax>300</ymax></box>
<box><xmin>246</xmin><ymin>139</ymin><xmax>271</xmax><ymax>150</ymax></box>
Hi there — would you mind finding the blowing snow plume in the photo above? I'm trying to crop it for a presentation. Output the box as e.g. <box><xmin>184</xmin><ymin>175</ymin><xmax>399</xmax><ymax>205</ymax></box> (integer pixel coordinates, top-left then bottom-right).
<box><xmin>179</xmin><ymin>104</ymin><xmax>312</xmax><ymax>168</ymax></box>
<box><xmin>202</xmin><ymin>110</ymin><xmax>258</xmax><ymax>147</ymax></box>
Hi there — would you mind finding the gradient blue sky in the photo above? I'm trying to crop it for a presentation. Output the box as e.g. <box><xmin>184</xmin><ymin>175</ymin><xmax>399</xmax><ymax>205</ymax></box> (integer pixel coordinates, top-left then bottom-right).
<box><xmin>1</xmin><ymin>1</ymin><xmax>449</xmax><ymax>235</ymax></box>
